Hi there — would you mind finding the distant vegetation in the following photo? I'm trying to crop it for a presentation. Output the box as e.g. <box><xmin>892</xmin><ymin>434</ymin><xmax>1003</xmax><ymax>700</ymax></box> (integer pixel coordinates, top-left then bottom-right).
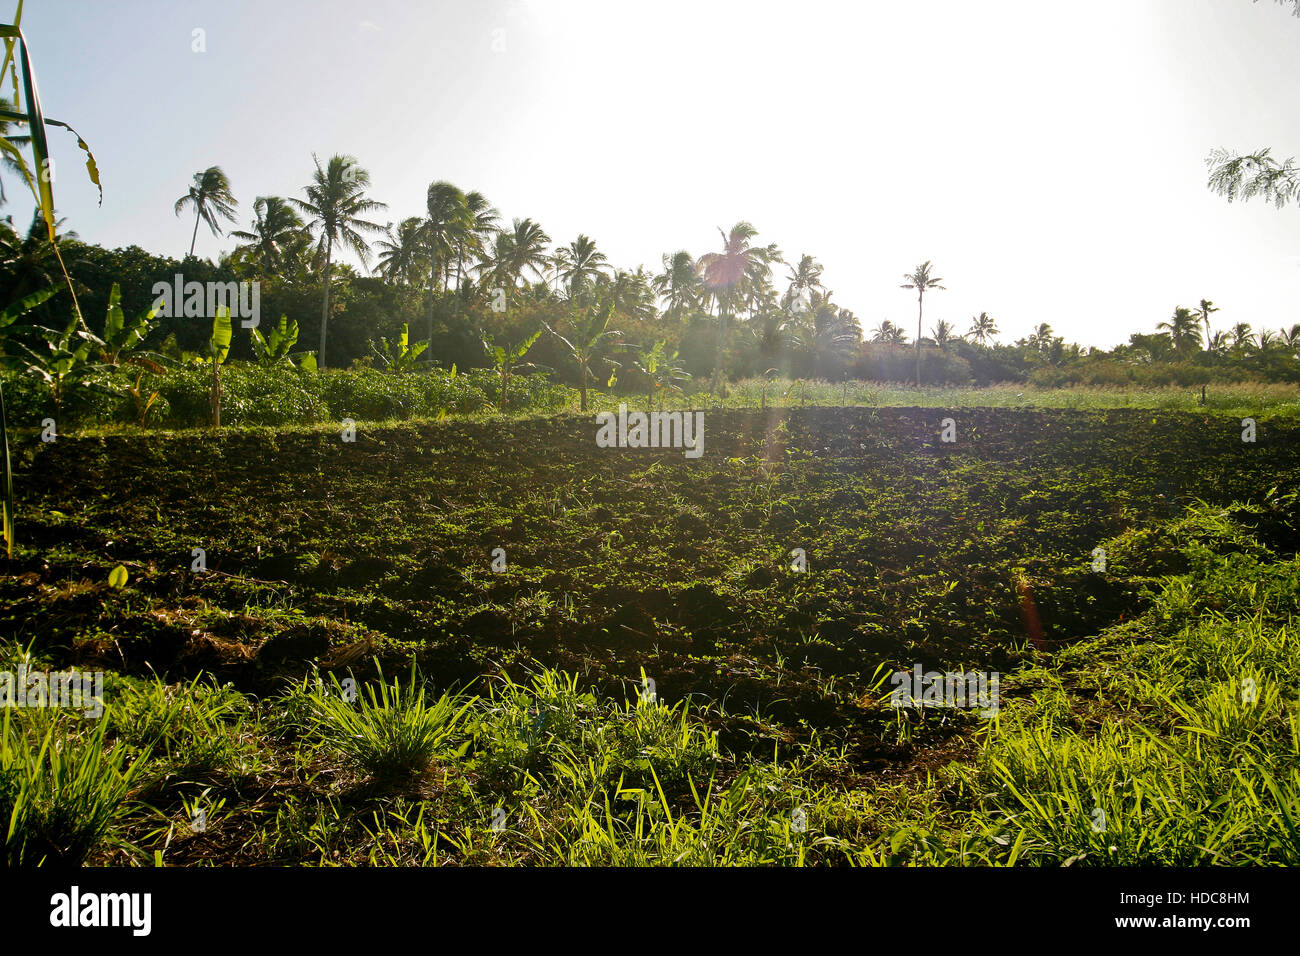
<box><xmin>3</xmin><ymin>154</ymin><xmax>1300</xmax><ymax>436</ymax></box>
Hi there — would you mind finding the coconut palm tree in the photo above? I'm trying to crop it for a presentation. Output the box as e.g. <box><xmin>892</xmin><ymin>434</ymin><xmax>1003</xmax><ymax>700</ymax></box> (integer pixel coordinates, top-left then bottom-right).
<box><xmin>798</xmin><ymin>301</ymin><xmax>860</xmax><ymax>377</ymax></box>
<box><xmin>967</xmin><ymin>311</ymin><xmax>998</xmax><ymax>345</ymax></box>
<box><xmin>559</xmin><ymin>234</ymin><xmax>609</xmax><ymax>303</ymax></box>
<box><xmin>1157</xmin><ymin>306</ymin><xmax>1201</xmax><ymax>357</ymax></box>
<box><xmin>1258</xmin><ymin>328</ymin><xmax>1279</xmax><ymax>351</ymax></box>
<box><xmin>784</xmin><ymin>254</ymin><xmax>824</xmax><ymax>307</ymax></box>
<box><xmin>0</xmin><ymin>212</ymin><xmax>87</xmax><ymax>318</ymax></box>
<box><xmin>289</xmin><ymin>154</ymin><xmax>387</xmax><ymax>366</ymax></box>
<box><xmin>419</xmin><ymin>181</ymin><xmax>468</xmax><ymax>349</ymax></box>
<box><xmin>871</xmin><ymin>319</ymin><xmax>907</xmax><ymax>344</ymax></box>
<box><xmin>229</xmin><ymin>196</ymin><xmax>306</xmax><ymax>275</ymax></box>
<box><xmin>1229</xmin><ymin>322</ymin><xmax>1255</xmax><ymax>352</ymax></box>
<box><xmin>900</xmin><ymin>261</ymin><xmax>945</xmax><ymax>385</ymax></box>
<box><xmin>174</xmin><ymin>166</ymin><xmax>238</xmax><ymax>259</ymax></box>
<box><xmin>0</xmin><ymin>96</ymin><xmax>32</xmax><ymax>206</ymax></box>
<box><xmin>698</xmin><ymin>222</ymin><xmax>773</xmax><ymax>394</ymax></box>
<box><xmin>451</xmin><ymin>190</ymin><xmax>498</xmax><ymax>295</ymax></box>
<box><xmin>931</xmin><ymin>319</ymin><xmax>954</xmax><ymax>351</ymax></box>
<box><xmin>1194</xmin><ymin>299</ymin><xmax>1219</xmax><ymax>348</ymax></box>
<box><xmin>483</xmin><ymin>217</ymin><xmax>551</xmax><ymax>292</ymax></box>
<box><xmin>602</xmin><ymin>267</ymin><xmax>656</xmax><ymax>322</ymax></box>
<box><xmin>652</xmin><ymin>250</ymin><xmax>701</xmax><ymax>321</ymax></box>
<box><xmin>374</xmin><ymin>217</ymin><xmax>430</xmax><ymax>287</ymax></box>
<box><xmin>1281</xmin><ymin>323</ymin><xmax>1300</xmax><ymax>353</ymax></box>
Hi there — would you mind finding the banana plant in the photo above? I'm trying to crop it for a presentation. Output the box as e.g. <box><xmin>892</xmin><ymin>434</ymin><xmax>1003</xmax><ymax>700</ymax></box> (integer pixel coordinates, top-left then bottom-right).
<box><xmin>101</xmin><ymin>283</ymin><xmax>163</xmax><ymax>371</ymax></box>
<box><xmin>0</xmin><ymin>2</ymin><xmax>99</xmax><ymax>559</ymax></box>
<box><xmin>20</xmin><ymin>312</ymin><xmax>109</xmax><ymax>419</ymax></box>
<box><xmin>204</xmin><ymin>308</ymin><xmax>232</xmax><ymax>427</ymax></box>
<box><xmin>0</xmin><ymin>284</ymin><xmax>57</xmax><ymax>350</ymax></box>
<box><xmin>0</xmin><ymin>285</ymin><xmax>57</xmax><ymax>558</ymax></box>
<box><xmin>0</xmin><ymin>3</ymin><xmax>101</xmax><ymax>330</ymax></box>
<box><xmin>543</xmin><ymin>294</ymin><xmax>623</xmax><ymax>411</ymax></box>
<box><xmin>0</xmin><ymin>367</ymin><xmax>10</xmax><ymax>557</ymax></box>
<box><xmin>371</xmin><ymin>323</ymin><xmax>427</xmax><ymax>372</ymax></box>
<box><xmin>250</xmin><ymin>315</ymin><xmax>317</xmax><ymax>370</ymax></box>
<box><xmin>125</xmin><ymin>369</ymin><xmax>159</xmax><ymax>427</ymax></box>
<box><xmin>629</xmin><ymin>339</ymin><xmax>689</xmax><ymax>410</ymax></box>
<box><xmin>482</xmin><ymin>328</ymin><xmax>542</xmax><ymax>409</ymax></box>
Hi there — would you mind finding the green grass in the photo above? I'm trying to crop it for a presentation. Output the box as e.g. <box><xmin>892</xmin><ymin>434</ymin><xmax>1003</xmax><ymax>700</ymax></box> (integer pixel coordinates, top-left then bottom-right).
<box><xmin>1</xmin><ymin>703</ymin><xmax>146</xmax><ymax>866</ymax></box>
<box><xmin>307</xmin><ymin>667</ymin><xmax>474</xmax><ymax>781</ymax></box>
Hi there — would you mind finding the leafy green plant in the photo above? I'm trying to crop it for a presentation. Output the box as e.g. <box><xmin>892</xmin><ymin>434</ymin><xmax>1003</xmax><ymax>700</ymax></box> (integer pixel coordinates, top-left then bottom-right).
<box><xmin>370</xmin><ymin>323</ymin><xmax>428</xmax><ymax>373</ymax></box>
<box><xmin>100</xmin><ymin>282</ymin><xmax>161</xmax><ymax>370</ymax></box>
<box><xmin>250</xmin><ymin>314</ymin><xmax>316</xmax><ymax>371</ymax></box>
<box><xmin>197</xmin><ymin>307</ymin><xmax>232</xmax><ymax>427</ymax></box>
<box><xmin>0</xmin><ymin>286</ymin><xmax>53</xmax><ymax>557</ymax></box>
<box><xmin>18</xmin><ymin>311</ymin><xmax>108</xmax><ymax>418</ymax></box>
<box><xmin>482</xmin><ymin>328</ymin><xmax>542</xmax><ymax>409</ymax></box>
<box><xmin>544</xmin><ymin>293</ymin><xmax>623</xmax><ymax>411</ymax></box>
<box><xmin>630</xmin><ymin>339</ymin><xmax>689</xmax><ymax>410</ymax></box>
<box><xmin>123</xmin><ymin>370</ymin><xmax>160</xmax><ymax>427</ymax></box>
<box><xmin>0</xmin><ymin>4</ymin><xmax>100</xmax><ymax>328</ymax></box>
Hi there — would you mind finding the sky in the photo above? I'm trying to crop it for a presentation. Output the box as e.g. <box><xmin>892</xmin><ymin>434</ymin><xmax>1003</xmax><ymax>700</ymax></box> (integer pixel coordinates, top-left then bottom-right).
<box><xmin>9</xmin><ymin>0</ymin><xmax>1300</xmax><ymax>348</ymax></box>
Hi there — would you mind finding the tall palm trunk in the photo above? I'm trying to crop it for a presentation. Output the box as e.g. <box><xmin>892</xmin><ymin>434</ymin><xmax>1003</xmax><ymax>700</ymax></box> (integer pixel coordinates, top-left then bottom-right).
<box><xmin>710</xmin><ymin>294</ymin><xmax>728</xmax><ymax>396</ymax></box>
<box><xmin>427</xmin><ymin>255</ymin><xmax>440</xmax><ymax>356</ymax></box>
<box><xmin>914</xmin><ymin>290</ymin><xmax>924</xmax><ymax>386</ymax></box>
<box><xmin>318</xmin><ymin>236</ymin><xmax>334</xmax><ymax>367</ymax></box>
<box><xmin>189</xmin><ymin>209</ymin><xmax>201</xmax><ymax>259</ymax></box>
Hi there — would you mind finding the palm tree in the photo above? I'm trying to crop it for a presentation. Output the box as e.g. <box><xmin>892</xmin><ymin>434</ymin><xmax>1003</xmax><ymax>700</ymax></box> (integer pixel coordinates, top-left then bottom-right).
<box><xmin>1157</xmin><ymin>306</ymin><xmax>1201</xmax><ymax>357</ymax></box>
<box><xmin>653</xmin><ymin>250</ymin><xmax>701</xmax><ymax>321</ymax></box>
<box><xmin>1281</xmin><ymin>323</ymin><xmax>1300</xmax><ymax>353</ymax></box>
<box><xmin>799</xmin><ymin>301</ymin><xmax>860</xmax><ymax>377</ymax></box>
<box><xmin>871</xmin><ymin>319</ymin><xmax>907</xmax><ymax>344</ymax></box>
<box><xmin>559</xmin><ymin>234</ymin><xmax>609</xmax><ymax>302</ymax></box>
<box><xmin>931</xmin><ymin>319</ymin><xmax>954</xmax><ymax>351</ymax></box>
<box><xmin>229</xmin><ymin>196</ymin><xmax>305</xmax><ymax>275</ymax></box>
<box><xmin>698</xmin><ymin>222</ymin><xmax>771</xmax><ymax>394</ymax></box>
<box><xmin>451</xmin><ymin>190</ymin><xmax>498</xmax><ymax>295</ymax></box>
<box><xmin>482</xmin><ymin>217</ymin><xmax>551</xmax><ymax>293</ymax></box>
<box><xmin>784</xmin><ymin>254</ymin><xmax>824</xmax><ymax>308</ymax></box>
<box><xmin>0</xmin><ymin>96</ymin><xmax>32</xmax><ymax>206</ymax></box>
<box><xmin>1026</xmin><ymin>322</ymin><xmax>1057</xmax><ymax>354</ymax></box>
<box><xmin>374</xmin><ymin>217</ymin><xmax>430</xmax><ymax>287</ymax></box>
<box><xmin>603</xmin><ymin>267</ymin><xmax>656</xmax><ymax>322</ymax></box>
<box><xmin>1258</xmin><ymin>328</ymin><xmax>1279</xmax><ymax>351</ymax></box>
<box><xmin>900</xmin><ymin>261</ymin><xmax>945</xmax><ymax>385</ymax></box>
<box><xmin>0</xmin><ymin>211</ymin><xmax>85</xmax><ymax>307</ymax></box>
<box><xmin>967</xmin><ymin>312</ymin><xmax>998</xmax><ymax>345</ymax></box>
<box><xmin>1194</xmin><ymin>299</ymin><xmax>1219</xmax><ymax>348</ymax></box>
<box><xmin>420</xmin><ymin>181</ymin><xmax>468</xmax><ymax>350</ymax></box>
<box><xmin>174</xmin><ymin>166</ymin><xmax>238</xmax><ymax>259</ymax></box>
<box><xmin>1229</xmin><ymin>322</ymin><xmax>1255</xmax><ymax>352</ymax></box>
<box><xmin>289</xmin><ymin>154</ymin><xmax>387</xmax><ymax>366</ymax></box>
